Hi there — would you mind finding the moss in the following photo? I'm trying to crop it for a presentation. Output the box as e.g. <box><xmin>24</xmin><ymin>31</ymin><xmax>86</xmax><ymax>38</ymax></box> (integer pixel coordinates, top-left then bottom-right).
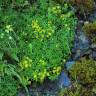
<box><xmin>58</xmin><ymin>82</ymin><xmax>94</xmax><ymax>96</ymax></box>
<box><xmin>70</xmin><ymin>0</ymin><xmax>95</xmax><ymax>15</ymax></box>
<box><xmin>83</xmin><ymin>21</ymin><xmax>96</xmax><ymax>43</ymax></box>
<box><xmin>69</xmin><ymin>58</ymin><xmax>96</xmax><ymax>85</ymax></box>
<box><xmin>92</xmin><ymin>85</ymin><xmax>96</xmax><ymax>94</ymax></box>
<box><xmin>61</xmin><ymin>57</ymin><xmax>96</xmax><ymax>96</ymax></box>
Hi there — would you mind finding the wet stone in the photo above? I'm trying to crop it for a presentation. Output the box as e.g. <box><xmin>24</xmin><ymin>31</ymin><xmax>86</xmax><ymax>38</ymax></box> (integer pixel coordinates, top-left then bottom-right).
<box><xmin>58</xmin><ymin>72</ymin><xmax>71</xmax><ymax>88</ymax></box>
<box><xmin>65</xmin><ymin>61</ymin><xmax>75</xmax><ymax>70</ymax></box>
<box><xmin>72</xmin><ymin>31</ymin><xmax>90</xmax><ymax>60</ymax></box>
<box><xmin>90</xmin><ymin>51</ymin><xmax>96</xmax><ymax>59</ymax></box>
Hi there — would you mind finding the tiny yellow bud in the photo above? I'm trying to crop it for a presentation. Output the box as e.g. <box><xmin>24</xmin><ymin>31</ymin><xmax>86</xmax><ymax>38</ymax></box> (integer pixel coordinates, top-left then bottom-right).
<box><xmin>28</xmin><ymin>81</ymin><xmax>31</xmax><ymax>84</ymax></box>
<box><xmin>24</xmin><ymin>63</ymin><xmax>28</xmax><ymax>68</ymax></box>
<box><xmin>53</xmin><ymin>70</ymin><xmax>56</xmax><ymax>73</ymax></box>
<box><xmin>47</xmin><ymin>73</ymin><xmax>50</xmax><ymax>76</ymax></box>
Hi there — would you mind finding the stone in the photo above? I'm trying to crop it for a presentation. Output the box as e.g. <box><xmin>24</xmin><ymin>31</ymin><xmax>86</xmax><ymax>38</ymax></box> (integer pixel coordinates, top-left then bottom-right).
<box><xmin>65</xmin><ymin>61</ymin><xmax>75</xmax><ymax>70</ymax></box>
<box><xmin>90</xmin><ymin>51</ymin><xmax>96</xmax><ymax>59</ymax></box>
<box><xmin>58</xmin><ymin>72</ymin><xmax>71</xmax><ymax>88</ymax></box>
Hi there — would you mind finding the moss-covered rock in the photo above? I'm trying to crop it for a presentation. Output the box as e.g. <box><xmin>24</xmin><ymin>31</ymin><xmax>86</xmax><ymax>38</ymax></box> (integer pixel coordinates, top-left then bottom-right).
<box><xmin>83</xmin><ymin>21</ymin><xmax>96</xmax><ymax>43</ymax></box>
<box><xmin>58</xmin><ymin>82</ymin><xmax>94</xmax><ymax>96</ymax></box>
<box><xmin>69</xmin><ymin>58</ymin><xmax>96</xmax><ymax>85</ymax></box>
<box><xmin>70</xmin><ymin>0</ymin><xmax>95</xmax><ymax>15</ymax></box>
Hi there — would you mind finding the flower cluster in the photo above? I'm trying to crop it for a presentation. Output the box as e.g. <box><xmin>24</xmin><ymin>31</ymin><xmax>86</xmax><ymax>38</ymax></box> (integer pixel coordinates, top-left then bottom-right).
<box><xmin>5</xmin><ymin>25</ymin><xmax>13</xmax><ymax>33</ymax></box>
<box><xmin>33</xmin><ymin>69</ymin><xmax>47</xmax><ymax>82</ymax></box>
<box><xmin>32</xmin><ymin>20</ymin><xmax>44</xmax><ymax>39</ymax></box>
<box><xmin>19</xmin><ymin>56</ymin><xmax>32</xmax><ymax>69</ymax></box>
<box><xmin>32</xmin><ymin>19</ymin><xmax>55</xmax><ymax>40</ymax></box>
<box><xmin>48</xmin><ymin>66</ymin><xmax>62</xmax><ymax>80</ymax></box>
<box><xmin>52</xmin><ymin>66</ymin><xmax>61</xmax><ymax>74</ymax></box>
<box><xmin>0</xmin><ymin>25</ymin><xmax>13</xmax><ymax>39</ymax></box>
<box><xmin>48</xmin><ymin>5</ymin><xmax>61</xmax><ymax>15</ymax></box>
<box><xmin>32</xmin><ymin>59</ymin><xmax>47</xmax><ymax>82</ymax></box>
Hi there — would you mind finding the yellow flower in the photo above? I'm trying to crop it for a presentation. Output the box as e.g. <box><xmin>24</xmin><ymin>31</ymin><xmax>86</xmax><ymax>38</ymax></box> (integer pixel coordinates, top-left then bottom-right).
<box><xmin>32</xmin><ymin>20</ymin><xmax>39</xmax><ymax>29</ymax></box>
<box><xmin>40</xmin><ymin>74</ymin><xmax>45</xmax><ymax>81</ymax></box>
<box><xmin>63</xmin><ymin>59</ymin><xmax>66</xmax><ymax>62</ymax></box>
<box><xmin>28</xmin><ymin>81</ymin><xmax>31</xmax><ymax>84</ymax></box>
<box><xmin>5</xmin><ymin>25</ymin><xmax>13</xmax><ymax>33</ymax></box>
<box><xmin>47</xmin><ymin>72</ymin><xmax>50</xmax><ymax>76</ymax></box>
<box><xmin>20</xmin><ymin>56</ymin><xmax>32</xmax><ymax>69</ymax></box>
<box><xmin>24</xmin><ymin>63</ymin><xmax>29</xmax><ymax>68</ymax></box>
<box><xmin>52</xmin><ymin>7</ymin><xmax>56</xmax><ymax>10</ymax></box>
<box><xmin>44</xmin><ymin>69</ymin><xmax>47</xmax><ymax>74</ymax></box>
<box><xmin>57</xmin><ymin>66</ymin><xmax>61</xmax><ymax>72</ymax></box>
<box><xmin>48</xmin><ymin>32</ymin><xmax>52</xmax><ymax>36</ymax></box>
<box><xmin>54</xmin><ymin>67</ymin><xmax>56</xmax><ymax>70</ymax></box>
<box><xmin>53</xmin><ymin>69</ymin><xmax>56</xmax><ymax>73</ymax></box>
<box><xmin>34</xmin><ymin>74</ymin><xmax>37</xmax><ymax>79</ymax></box>
<box><xmin>56</xmin><ymin>6</ymin><xmax>60</xmax><ymax>9</ymax></box>
<box><xmin>65</xmin><ymin>24</ymin><xmax>68</xmax><ymax>27</ymax></box>
<box><xmin>23</xmin><ymin>60</ymin><xmax>28</xmax><ymax>64</ymax></box>
<box><xmin>47</xmin><ymin>35</ymin><xmax>49</xmax><ymax>38</ymax></box>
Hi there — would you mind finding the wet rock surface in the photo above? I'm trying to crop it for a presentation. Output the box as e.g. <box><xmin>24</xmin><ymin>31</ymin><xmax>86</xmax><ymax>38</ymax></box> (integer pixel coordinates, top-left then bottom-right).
<box><xmin>58</xmin><ymin>71</ymin><xmax>71</xmax><ymax>88</ymax></box>
<box><xmin>89</xmin><ymin>10</ymin><xmax>96</xmax><ymax>22</ymax></box>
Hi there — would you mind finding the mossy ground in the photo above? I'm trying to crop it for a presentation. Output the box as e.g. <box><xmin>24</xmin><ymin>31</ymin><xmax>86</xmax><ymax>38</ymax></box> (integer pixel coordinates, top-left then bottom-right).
<box><xmin>58</xmin><ymin>57</ymin><xmax>96</xmax><ymax>96</ymax></box>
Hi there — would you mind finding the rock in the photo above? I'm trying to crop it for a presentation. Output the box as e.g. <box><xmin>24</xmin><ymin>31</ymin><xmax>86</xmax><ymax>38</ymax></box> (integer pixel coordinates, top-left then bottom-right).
<box><xmin>89</xmin><ymin>10</ymin><xmax>96</xmax><ymax>22</ymax></box>
<box><xmin>58</xmin><ymin>72</ymin><xmax>71</xmax><ymax>88</ymax></box>
<box><xmin>17</xmin><ymin>90</ymin><xmax>26</xmax><ymax>96</ymax></box>
<box><xmin>91</xmin><ymin>44</ymin><xmax>96</xmax><ymax>50</ymax></box>
<box><xmin>65</xmin><ymin>61</ymin><xmax>75</xmax><ymax>70</ymax></box>
<box><xmin>27</xmin><ymin>79</ymin><xmax>58</xmax><ymax>96</ymax></box>
<box><xmin>71</xmin><ymin>20</ymin><xmax>91</xmax><ymax>60</ymax></box>
<box><xmin>90</xmin><ymin>51</ymin><xmax>96</xmax><ymax>59</ymax></box>
<box><xmin>72</xmin><ymin>31</ymin><xmax>90</xmax><ymax>60</ymax></box>
<box><xmin>76</xmin><ymin>32</ymin><xmax>90</xmax><ymax>50</ymax></box>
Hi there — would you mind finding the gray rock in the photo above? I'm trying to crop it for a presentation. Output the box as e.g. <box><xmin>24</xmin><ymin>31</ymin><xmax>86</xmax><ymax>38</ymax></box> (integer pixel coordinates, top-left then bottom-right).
<box><xmin>89</xmin><ymin>10</ymin><xmax>96</xmax><ymax>22</ymax></box>
<box><xmin>72</xmin><ymin>30</ymin><xmax>90</xmax><ymax>60</ymax></box>
<box><xmin>90</xmin><ymin>51</ymin><xmax>96</xmax><ymax>59</ymax></box>
<box><xmin>58</xmin><ymin>72</ymin><xmax>71</xmax><ymax>88</ymax></box>
<box><xmin>91</xmin><ymin>44</ymin><xmax>96</xmax><ymax>50</ymax></box>
<box><xmin>66</xmin><ymin>61</ymin><xmax>75</xmax><ymax>70</ymax></box>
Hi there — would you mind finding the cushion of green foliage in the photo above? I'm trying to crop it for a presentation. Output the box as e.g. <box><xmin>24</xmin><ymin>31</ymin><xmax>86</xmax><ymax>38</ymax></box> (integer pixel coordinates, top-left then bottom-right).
<box><xmin>0</xmin><ymin>0</ymin><xmax>77</xmax><ymax>84</ymax></box>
